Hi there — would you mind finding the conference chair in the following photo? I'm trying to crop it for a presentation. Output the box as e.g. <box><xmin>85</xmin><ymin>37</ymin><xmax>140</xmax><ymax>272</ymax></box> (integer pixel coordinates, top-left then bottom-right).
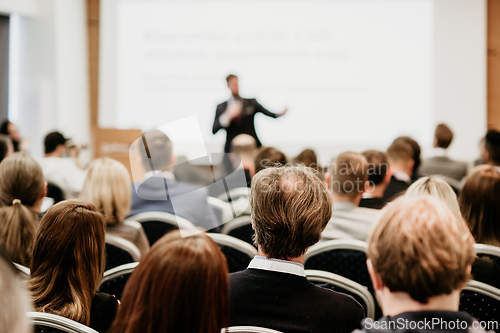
<box><xmin>105</xmin><ymin>234</ymin><xmax>141</xmax><ymax>270</ymax></box>
<box><xmin>224</xmin><ymin>327</ymin><xmax>283</xmax><ymax>333</ymax></box>
<box><xmin>217</xmin><ymin>187</ymin><xmax>251</xmax><ymax>202</ymax></box>
<box><xmin>29</xmin><ymin>312</ymin><xmax>98</xmax><ymax>333</ymax></box>
<box><xmin>13</xmin><ymin>262</ymin><xmax>30</xmax><ymax>279</ymax></box>
<box><xmin>221</xmin><ymin>215</ymin><xmax>254</xmax><ymax>245</ymax></box>
<box><xmin>127</xmin><ymin>211</ymin><xmax>197</xmax><ymax>245</ymax></box>
<box><xmin>460</xmin><ymin>280</ymin><xmax>500</xmax><ymax>328</ymax></box>
<box><xmin>475</xmin><ymin>243</ymin><xmax>500</xmax><ymax>266</ymax></box>
<box><xmin>207</xmin><ymin>233</ymin><xmax>257</xmax><ymax>273</ymax></box>
<box><xmin>305</xmin><ymin>269</ymin><xmax>375</xmax><ymax>319</ymax></box>
<box><xmin>100</xmin><ymin>262</ymin><xmax>138</xmax><ymax>300</ymax></box>
<box><xmin>207</xmin><ymin>196</ymin><xmax>233</xmax><ymax>224</ymax></box>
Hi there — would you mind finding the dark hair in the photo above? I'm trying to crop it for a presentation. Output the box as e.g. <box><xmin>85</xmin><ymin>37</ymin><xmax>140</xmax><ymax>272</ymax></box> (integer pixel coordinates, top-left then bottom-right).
<box><xmin>44</xmin><ymin>132</ymin><xmax>68</xmax><ymax>154</ymax></box>
<box><xmin>0</xmin><ymin>135</ymin><xmax>12</xmax><ymax>163</ymax></box>
<box><xmin>459</xmin><ymin>165</ymin><xmax>500</xmax><ymax>247</ymax></box>
<box><xmin>0</xmin><ymin>120</ymin><xmax>19</xmax><ymax>151</ymax></box>
<box><xmin>393</xmin><ymin>136</ymin><xmax>421</xmax><ymax>175</ymax></box>
<box><xmin>293</xmin><ymin>149</ymin><xmax>319</xmax><ymax>171</ymax></box>
<box><xmin>387</xmin><ymin>141</ymin><xmax>413</xmax><ymax>162</ymax></box>
<box><xmin>110</xmin><ymin>231</ymin><xmax>229</xmax><ymax>333</ymax></box>
<box><xmin>138</xmin><ymin>130</ymin><xmax>173</xmax><ymax>171</ymax></box>
<box><xmin>484</xmin><ymin>130</ymin><xmax>500</xmax><ymax>165</ymax></box>
<box><xmin>362</xmin><ymin>150</ymin><xmax>389</xmax><ymax>185</ymax></box>
<box><xmin>226</xmin><ymin>74</ymin><xmax>238</xmax><ymax>83</ymax></box>
<box><xmin>29</xmin><ymin>200</ymin><xmax>106</xmax><ymax>325</ymax></box>
<box><xmin>254</xmin><ymin>147</ymin><xmax>287</xmax><ymax>174</ymax></box>
<box><xmin>434</xmin><ymin>124</ymin><xmax>453</xmax><ymax>149</ymax></box>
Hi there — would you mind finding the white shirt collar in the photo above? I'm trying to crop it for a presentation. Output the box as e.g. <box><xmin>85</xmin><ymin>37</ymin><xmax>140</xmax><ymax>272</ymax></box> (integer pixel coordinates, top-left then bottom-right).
<box><xmin>434</xmin><ymin>147</ymin><xmax>448</xmax><ymax>157</ymax></box>
<box><xmin>247</xmin><ymin>256</ymin><xmax>305</xmax><ymax>277</ymax></box>
<box><xmin>144</xmin><ymin>170</ymin><xmax>176</xmax><ymax>181</ymax></box>
<box><xmin>392</xmin><ymin>170</ymin><xmax>411</xmax><ymax>184</ymax></box>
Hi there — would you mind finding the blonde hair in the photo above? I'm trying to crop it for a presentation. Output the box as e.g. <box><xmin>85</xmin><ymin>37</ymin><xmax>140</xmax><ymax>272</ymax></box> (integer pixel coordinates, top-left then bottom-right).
<box><xmin>251</xmin><ymin>165</ymin><xmax>332</xmax><ymax>259</ymax></box>
<box><xmin>0</xmin><ymin>152</ymin><xmax>44</xmax><ymax>266</ymax></box>
<box><xmin>29</xmin><ymin>200</ymin><xmax>106</xmax><ymax>325</ymax></box>
<box><xmin>368</xmin><ymin>196</ymin><xmax>475</xmax><ymax>304</ymax></box>
<box><xmin>405</xmin><ymin>177</ymin><xmax>461</xmax><ymax>216</ymax></box>
<box><xmin>81</xmin><ymin>157</ymin><xmax>131</xmax><ymax>225</ymax></box>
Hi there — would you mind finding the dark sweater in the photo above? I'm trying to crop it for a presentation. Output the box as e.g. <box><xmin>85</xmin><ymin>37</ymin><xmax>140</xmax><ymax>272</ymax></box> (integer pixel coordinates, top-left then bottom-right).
<box><xmin>230</xmin><ymin>268</ymin><xmax>365</xmax><ymax>333</ymax></box>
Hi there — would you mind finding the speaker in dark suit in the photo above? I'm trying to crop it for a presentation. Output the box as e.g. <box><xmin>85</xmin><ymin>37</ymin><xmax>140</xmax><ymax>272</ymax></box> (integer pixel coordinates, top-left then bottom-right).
<box><xmin>212</xmin><ymin>75</ymin><xmax>287</xmax><ymax>153</ymax></box>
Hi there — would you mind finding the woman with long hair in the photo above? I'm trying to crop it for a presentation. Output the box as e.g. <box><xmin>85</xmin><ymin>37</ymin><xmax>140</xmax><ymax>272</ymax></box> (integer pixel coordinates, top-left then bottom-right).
<box><xmin>111</xmin><ymin>231</ymin><xmax>229</xmax><ymax>333</ymax></box>
<box><xmin>0</xmin><ymin>152</ymin><xmax>46</xmax><ymax>266</ymax></box>
<box><xmin>405</xmin><ymin>176</ymin><xmax>461</xmax><ymax>216</ymax></box>
<box><xmin>80</xmin><ymin>157</ymin><xmax>149</xmax><ymax>254</ymax></box>
<box><xmin>29</xmin><ymin>200</ymin><xmax>118</xmax><ymax>332</ymax></box>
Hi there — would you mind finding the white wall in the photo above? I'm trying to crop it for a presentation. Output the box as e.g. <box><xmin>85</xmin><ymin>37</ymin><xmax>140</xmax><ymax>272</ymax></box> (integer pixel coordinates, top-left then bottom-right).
<box><xmin>0</xmin><ymin>0</ymin><xmax>37</xmax><ymax>16</ymax></box>
<box><xmin>8</xmin><ymin>0</ymin><xmax>90</xmax><ymax>160</ymax></box>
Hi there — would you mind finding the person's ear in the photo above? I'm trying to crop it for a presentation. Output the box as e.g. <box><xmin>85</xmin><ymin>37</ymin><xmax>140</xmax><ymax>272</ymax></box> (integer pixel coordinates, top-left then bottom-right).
<box><xmin>384</xmin><ymin>172</ymin><xmax>392</xmax><ymax>184</ymax></box>
<box><xmin>41</xmin><ymin>182</ymin><xmax>47</xmax><ymax>198</ymax></box>
<box><xmin>367</xmin><ymin>259</ymin><xmax>384</xmax><ymax>291</ymax></box>
<box><xmin>433</xmin><ymin>137</ymin><xmax>438</xmax><ymax>148</ymax></box>
<box><xmin>485</xmin><ymin>151</ymin><xmax>492</xmax><ymax>164</ymax></box>
<box><xmin>170</xmin><ymin>154</ymin><xmax>178</xmax><ymax>170</ymax></box>
<box><xmin>324</xmin><ymin>172</ymin><xmax>331</xmax><ymax>190</ymax></box>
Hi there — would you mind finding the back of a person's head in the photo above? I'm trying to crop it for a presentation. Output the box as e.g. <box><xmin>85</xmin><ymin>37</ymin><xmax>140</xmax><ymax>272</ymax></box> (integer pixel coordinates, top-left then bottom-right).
<box><xmin>81</xmin><ymin>157</ymin><xmax>132</xmax><ymax>225</ymax></box>
<box><xmin>29</xmin><ymin>200</ymin><xmax>106</xmax><ymax>326</ymax></box>
<box><xmin>393</xmin><ymin>136</ymin><xmax>421</xmax><ymax>172</ymax></box>
<box><xmin>44</xmin><ymin>131</ymin><xmax>67</xmax><ymax>154</ymax></box>
<box><xmin>293</xmin><ymin>148</ymin><xmax>319</xmax><ymax>171</ymax></box>
<box><xmin>254</xmin><ymin>147</ymin><xmax>287</xmax><ymax>174</ymax></box>
<box><xmin>362</xmin><ymin>150</ymin><xmax>388</xmax><ymax>186</ymax></box>
<box><xmin>111</xmin><ymin>231</ymin><xmax>229</xmax><ymax>333</ymax></box>
<box><xmin>405</xmin><ymin>177</ymin><xmax>461</xmax><ymax>216</ymax></box>
<box><xmin>459</xmin><ymin>165</ymin><xmax>500</xmax><ymax>246</ymax></box>
<box><xmin>484</xmin><ymin>130</ymin><xmax>500</xmax><ymax>165</ymax></box>
<box><xmin>328</xmin><ymin>151</ymin><xmax>368</xmax><ymax>199</ymax></box>
<box><xmin>251</xmin><ymin>166</ymin><xmax>332</xmax><ymax>259</ymax></box>
<box><xmin>0</xmin><ymin>134</ymin><xmax>13</xmax><ymax>163</ymax></box>
<box><xmin>139</xmin><ymin>130</ymin><xmax>173</xmax><ymax>171</ymax></box>
<box><xmin>368</xmin><ymin>196</ymin><xmax>475</xmax><ymax>304</ymax></box>
<box><xmin>0</xmin><ymin>246</ymin><xmax>32</xmax><ymax>333</ymax></box>
<box><xmin>231</xmin><ymin>134</ymin><xmax>257</xmax><ymax>157</ymax></box>
<box><xmin>0</xmin><ymin>152</ymin><xmax>44</xmax><ymax>266</ymax></box>
<box><xmin>387</xmin><ymin>140</ymin><xmax>413</xmax><ymax>164</ymax></box>
<box><xmin>434</xmin><ymin>123</ymin><xmax>454</xmax><ymax>149</ymax></box>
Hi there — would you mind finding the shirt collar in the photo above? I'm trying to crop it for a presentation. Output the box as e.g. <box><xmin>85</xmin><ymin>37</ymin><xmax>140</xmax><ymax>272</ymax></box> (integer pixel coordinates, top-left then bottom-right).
<box><xmin>392</xmin><ymin>170</ymin><xmax>411</xmax><ymax>184</ymax></box>
<box><xmin>248</xmin><ymin>255</ymin><xmax>305</xmax><ymax>277</ymax></box>
<box><xmin>434</xmin><ymin>147</ymin><xmax>448</xmax><ymax>157</ymax></box>
<box><xmin>144</xmin><ymin>170</ymin><xmax>176</xmax><ymax>181</ymax></box>
<box><xmin>333</xmin><ymin>201</ymin><xmax>357</xmax><ymax>210</ymax></box>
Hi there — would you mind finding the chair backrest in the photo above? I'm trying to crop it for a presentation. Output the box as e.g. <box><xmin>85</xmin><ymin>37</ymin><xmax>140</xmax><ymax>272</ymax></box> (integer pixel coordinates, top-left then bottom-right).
<box><xmin>105</xmin><ymin>234</ymin><xmax>141</xmax><ymax>270</ymax></box>
<box><xmin>28</xmin><ymin>312</ymin><xmax>98</xmax><ymax>333</ymax></box>
<box><xmin>475</xmin><ymin>243</ymin><xmax>500</xmax><ymax>265</ymax></box>
<box><xmin>217</xmin><ymin>187</ymin><xmax>251</xmax><ymax>202</ymax></box>
<box><xmin>14</xmin><ymin>262</ymin><xmax>30</xmax><ymax>279</ymax></box>
<box><xmin>100</xmin><ymin>262</ymin><xmax>139</xmax><ymax>300</ymax></box>
<box><xmin>221</xmin><ymin>215</ymin><xmax>253</xmax><ymax>245</ymax></box>
<box><xmin>207</xmin><ymin>196</ymin><xmax>234</xmax><ymax>223</ymax></box>
<box><xmin>224</xmin><ymin>326</ymin><xmax>283</xmax><ymax>333</ymax></box>
<box><xmin>305</xmin><ymin>269</ymin><xmax>376</xmax><ymax>319</ymax></box>
<box><xmin>207</xmin><ymin>233</ymin><xmax>257</xmax><ymax>273</ymax></box>
<box><xmin>460</xmin><ymin>280</ymin><xmax>500</xmax><ymax>327</ymax></box>
<box><xmin>127</xmin><ymin>212</ymin><xmax>197</xmax><ymax>245</ymax></box>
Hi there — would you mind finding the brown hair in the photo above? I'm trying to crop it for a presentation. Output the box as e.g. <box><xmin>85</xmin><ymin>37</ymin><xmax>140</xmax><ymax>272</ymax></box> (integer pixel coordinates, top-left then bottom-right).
<box><xmin>0</xmin><ymin>152</ymin><xmax>45</xmax><ymax>266</ymax></box>
<box><xmin>81</xmin><ymin>157</ymin><xmax>132</xmax><ymax>226</ymax></box>
<box><xmin>484</xmin><ymin>130</ymin><xmax>500</xmax><ymax>165</ymax></box>
<box><xmin>367</xmin><ymin>196</ymin><xmax>475</xmax><ymax>304</ymax></box>
<box><xmin>393</xmin><ymin>136</ymin><xmax>421</xmax><ymax>174</ymax></box>
<box><xmin>139</xmin><ymin>130</ymin><xmax>173</xmax><ymax>171</ymax></box>
<box><xmin>293</xmin><ymin>148</ymin><xmax>319</xmax><ymax>171</ymax></box>
<box><xmin>434</xmin><ymin>124</ymin><xmax>453</xmax><ymax>149</ymax></box>
<box><xmin>251</xmin><ymin>166</ymin><xmax>332</xmax><ymax>259</ymax></box>
<box><xmin>226</xmin><ymin>74</ymin><xmax>238</xmax><ymax>83</ymax></box>
<box><xmin>387</xmin><ymin>140</ymin><xmax>413</xmax><ymax>162</ymax></box>
<box><xmin>362</xmin><ymin>150</ymin><xmax>388</xmax><ymax>186</ymax></box>
<box><xmin>328</xmin><ymin>152</ymin><xmax>368</xmax><ymax>199</ymax></box>
<box><xmin>110</xmin><ymin>231</ymin><xmax>229</xmax><ymax>333</ymax></box>
<box><xmin>459</xmin><ymin>165</ymin><xmax>500</xmax><ymax>246</ymax></box>
<box><xmin>254</xmin><ymin>147</ymin><xmax>287</xmax><ymax>174</ymax></box>
<box><xmin>29</xmin><ymin>200</ymin><xmax>106</xmax><ymax>325</ymax></box>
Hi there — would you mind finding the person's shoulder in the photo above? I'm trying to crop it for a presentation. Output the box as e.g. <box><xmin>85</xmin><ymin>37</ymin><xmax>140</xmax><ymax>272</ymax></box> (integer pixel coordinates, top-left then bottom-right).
<box><xmin>308</xmin><ymin>284</ymin><xmax>365</xmax><ymax>320</ymax></box>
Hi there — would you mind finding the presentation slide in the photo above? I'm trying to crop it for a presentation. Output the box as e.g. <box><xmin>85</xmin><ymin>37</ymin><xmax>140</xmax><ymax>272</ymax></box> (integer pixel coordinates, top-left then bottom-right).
<box><xmin>112</xmin><ymin>0</ymin><xmax>433</xmax><ymax>158</ymax></box>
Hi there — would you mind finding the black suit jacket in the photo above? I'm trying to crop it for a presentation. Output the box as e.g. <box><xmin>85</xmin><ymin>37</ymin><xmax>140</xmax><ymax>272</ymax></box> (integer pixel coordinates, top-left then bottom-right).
<box><xmin>212</xmin><ymin>98</ymin><xmax>279</xmax><ymax>152</ymax></box>
<box><xmin>383</xmin><ymin>176</ymin><xmax>410</xmax><ymax>202</ymax></box>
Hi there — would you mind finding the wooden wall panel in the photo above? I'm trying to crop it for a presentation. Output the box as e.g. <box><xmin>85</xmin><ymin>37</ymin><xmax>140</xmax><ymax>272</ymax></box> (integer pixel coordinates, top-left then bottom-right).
<box><xmin>488</xmin><ymin>0</ymin><xmax>500</xmax><ymax>130</ymax></box>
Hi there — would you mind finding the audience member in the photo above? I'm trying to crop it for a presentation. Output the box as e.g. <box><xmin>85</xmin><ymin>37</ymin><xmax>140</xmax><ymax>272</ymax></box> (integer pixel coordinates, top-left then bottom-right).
<box><xmin>474</xmin><ymin>137</ymin><xmax>487</xmax><ymax>166</ymax></box>
<box><xmin>111</xmin><ymin>231</ymin><xmax>229</xmax><ymax>333</ymax></box>
<box><xmin>0</xmin><ymin>134</ymin><xmax>14</xmax><ymax>162</ymax></box>
<box><xmin>0</xmin><ymin>120</ymin><xmax>23</xmax><ymax>152</ymax></box>
<box><xmin>230</xmin><ymin>166</ymin><xmax>365</xmax><ymax>333</ymax></box>
<box><xmin>29</xmin><ymin>200</ymin><xmax>118</xmax><ymax>332</ymax></box>
<box><xmin>81</xmin><ymin>157</ymin><xmax>150</xmax><ymax>255</ymax></box>
<box><xmin>0</xmin><ymin>152</ymin><xmax>46</xmax><ymax>266</ymax></box>
<box><xmin>0</xmin><ymin>245</ymin><xmax>32</xmax><ymax>333</ymax></box>
<box><xmin>383</xmin><ymin>141</ymin><xmax>414</xmax><ymax>201</ymax></box>
<box><xmin>393</xmin><ymin>136</ymin><xmax>421</xmax><ymax>182</ymax></box>
<box><xmin>360</xmin><ymin>150</ymin><xmax>390</xmax><ymax>209</ymax></box>
<box><xmin>130</xmin><ymin>129</ymin><xmax>218</xmax><ymax>231</ymax></box>
<box><xmin>39</xmin><ymin>131</ymin><xmax>86</xmax><ymax>199</ymax></box>
<box><xmin>357</xmin><ymin>196</ymin><xmax>477</xmax><ymax>333</ymax></box>
<box><xmin>483</xmin><ymin>130</ymin><xmax>500</xmax><ymax>167</ymax></box>
<box><xmin>231</xmin><ymin>134</ymin><xmax>257</xmax><ymax>179</ymax></box>
<box><xmin>405</xmin><ymin>176</ymin><xmax>461</xmax><ymax>216</ymax></box>
<box><xmin>254</xmin><ymin>146</ymin><xmax>287</xmax><ymax>174</ymax></box>
<box><xmin>293</xmin><ymin>148</ymin><xmax>320</xmax><ymax>172</ymax></box>
<box><xmin>323</xmin><ymin>152</ymin><xmax>380</xmax><ymax>241</ymax></box>
<box><xmin>420</xmin><ymin>124</ymin><xmax>468</xmax><ymax>181</ymax></box>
